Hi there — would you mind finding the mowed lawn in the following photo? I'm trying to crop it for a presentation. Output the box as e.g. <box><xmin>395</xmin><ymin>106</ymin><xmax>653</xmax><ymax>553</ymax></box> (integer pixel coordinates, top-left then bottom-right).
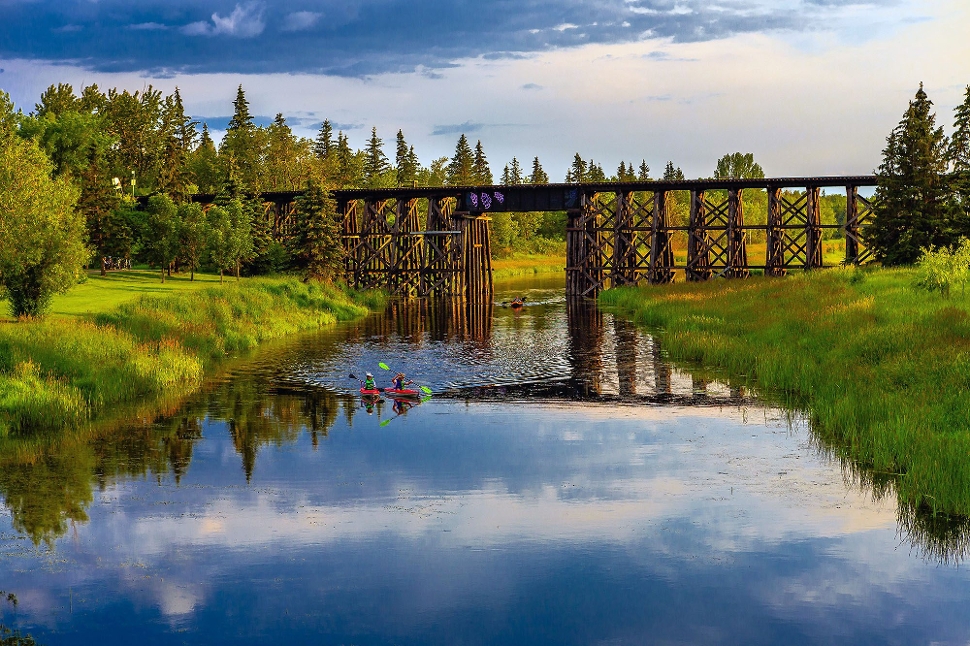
<box><xmin>41</xmin><ymin>269</ymin><xmax>225</xmax><ymax>319</ymax></box>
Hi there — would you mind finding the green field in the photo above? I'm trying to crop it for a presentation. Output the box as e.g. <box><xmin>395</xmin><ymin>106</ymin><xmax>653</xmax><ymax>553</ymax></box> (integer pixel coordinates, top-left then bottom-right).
<box><xmin>492</xmin><ymin>252</ymin><xmax>565</xmax><ymax>282</ymax></box>
<box><xmin>41</xmin><ymin>269</ymin><xmax>226</xmax><ymax>319</ymax></box>
<box><xmin>602</xmin><ymin>268</ymin><xmax>970</xmax><ymax>517</ymax></box>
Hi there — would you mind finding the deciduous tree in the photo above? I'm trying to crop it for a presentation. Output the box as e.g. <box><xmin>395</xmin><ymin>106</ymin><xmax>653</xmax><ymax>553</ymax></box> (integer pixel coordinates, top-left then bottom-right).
<box><xmin>714</xmin><ymin>152</ymin><xmax>764</xmax><ymax>179</ymax></box>
<box><xmin>0</xmin><ymin>121</ymin><xmax>87</xmax><ymax>317</ymax></box>
<box><xmin>142</xmin><ymin>194</ymin><xmax>180</xmax><ymax>282</ymax></box>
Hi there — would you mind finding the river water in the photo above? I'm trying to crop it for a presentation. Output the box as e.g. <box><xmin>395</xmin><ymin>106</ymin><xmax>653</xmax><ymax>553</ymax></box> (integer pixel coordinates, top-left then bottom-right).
<box><xmin>1</xmin><ymin>276</ymin><xmax>970</xmax><ymax>645</ymax></box>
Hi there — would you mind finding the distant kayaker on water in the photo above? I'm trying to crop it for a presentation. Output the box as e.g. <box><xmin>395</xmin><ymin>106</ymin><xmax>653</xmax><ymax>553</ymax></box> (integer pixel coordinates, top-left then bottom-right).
<box><xmin>364</xmin><ymin>373</ymin><xmax>377</xmax><ymax>390</ymax></box>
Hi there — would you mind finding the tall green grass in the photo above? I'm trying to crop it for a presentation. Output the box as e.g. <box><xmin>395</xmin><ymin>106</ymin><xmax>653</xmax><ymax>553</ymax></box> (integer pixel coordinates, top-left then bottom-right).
<box><xmin>601</xmin><ymin>268</ymin><xmax>970</xmax><ymax>516</ymax></box>
<box><xmin>0</xmin><ymin>278</ymin><xmax>382</xmax><ymax>436</ymax></box>
<box><xmin>492</xmin><ymin>251</ymin><xmax>565</xmax><ymax>281</ymax></box>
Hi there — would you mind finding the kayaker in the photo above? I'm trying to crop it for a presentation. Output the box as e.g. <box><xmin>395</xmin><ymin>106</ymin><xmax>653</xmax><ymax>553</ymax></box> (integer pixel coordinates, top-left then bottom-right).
<box><xmin>392</xmin><ymin>373</ymin><xmax>411</xmax><ymax>391</ymax></box>
<box><xmin>364</xmin><ymin>372</ymin><xmax>377</xmax><ymax>391</ymax></box>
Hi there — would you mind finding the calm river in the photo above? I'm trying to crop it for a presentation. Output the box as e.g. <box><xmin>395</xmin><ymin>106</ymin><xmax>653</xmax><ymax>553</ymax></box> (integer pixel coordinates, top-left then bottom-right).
<box><xmin>2</xmin><ymin>276</ymin><xmax>970</xmax><ymax>645</ymax></box>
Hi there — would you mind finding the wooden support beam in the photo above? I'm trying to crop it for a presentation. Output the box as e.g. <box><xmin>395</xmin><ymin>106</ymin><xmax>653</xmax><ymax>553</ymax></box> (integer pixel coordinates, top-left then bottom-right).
<box><xmin>686</xmin><ymin>189</ymin><xmax>712</xmax><ymax>281</ymax></box>
<box><xmin>765</xmin><ymin>188</ymin><xmax>786</xmax><ymax>277</ymax></box>
<box><xmin>649</xmin><ymin>190</ymin><xmax>675</xmax><ymax>284</ymax></box>
<box><xmin>845</xmin><ymin>185</ymin><xmax>860</xmax><ymax>264</ymax></box>
<box><xmin>805</xmin><ymin>186</ymin><xmax>822</xmax><ymax>269</ymax></box>
<box><xmin>727</xmin><ymin>188</ymin><xmax>749</xmax><ymax>278</ymax></box>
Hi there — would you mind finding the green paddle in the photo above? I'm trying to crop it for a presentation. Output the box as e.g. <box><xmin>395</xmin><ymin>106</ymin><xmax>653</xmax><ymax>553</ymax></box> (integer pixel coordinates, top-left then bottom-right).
<box><xmin>377</xmin><ymin>362</ymin><xmax>433</xmax><ymax>395</ymax></box>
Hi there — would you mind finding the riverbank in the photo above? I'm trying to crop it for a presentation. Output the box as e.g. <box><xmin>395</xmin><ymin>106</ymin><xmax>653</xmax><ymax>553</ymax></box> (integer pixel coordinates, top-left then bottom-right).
<box><xmin>0</xmin><ymin>273</ymin><xmax>383</xmax><ymax>436</ymax></box>
<box><xmin>492</xmin><ymin>252</ymin><xmax>565</xmax><ymax>281</ymax></box>
<box><xmin>602</xmin><ymin>268</ymin><xmax>970</xmax><ymax>516</ymax></box>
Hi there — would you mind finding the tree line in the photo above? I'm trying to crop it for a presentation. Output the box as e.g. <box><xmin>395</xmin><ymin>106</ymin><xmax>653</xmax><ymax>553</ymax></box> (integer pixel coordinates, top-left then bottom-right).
<box><xmin>5</xmin><ymin>79</ymin><xmax>962</xmax><ymax>317</ymax></box>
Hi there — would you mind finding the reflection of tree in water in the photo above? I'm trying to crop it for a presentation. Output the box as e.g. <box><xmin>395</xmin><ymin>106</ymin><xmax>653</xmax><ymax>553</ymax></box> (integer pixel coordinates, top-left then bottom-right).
<box><xmin>1</xmin><ymin>590</ymin><xmax>38</xmax><ymax>645</ymax></box>
<box><xmin>0</xmin><ymin>375</ymin><xmax>350</xmax><ymax>544</ymax></box>
<box><xmin>197</xmin><ymin>378</ymin><xmax>349</xmax><ymax>482</ymax></box>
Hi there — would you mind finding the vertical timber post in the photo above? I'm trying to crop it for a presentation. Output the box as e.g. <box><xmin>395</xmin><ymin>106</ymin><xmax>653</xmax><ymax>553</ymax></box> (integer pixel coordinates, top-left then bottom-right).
<box><xmin>649</xmin><ymin>190</ymin><xmax>675</xmax><ymax>284</ymax></box>
<box><xmin>687</xmin><ymin>189</ymin><xmax>711</xmax><ymax>281</ymax></box>
<box><xmin>805</xmin><ymin>186</ymin><xmax>822</xmax><ymax>269</ymax></box>
<box><xmin>341</xmin><ymin>200</ymin><xmax>360</xmax><ymax>288</ymax></box>
<box><xmin>566</xmin><ymin>192</ymin><xmax>603</xmax><ymax>298</ymax></box>
<box><xmin>766</xmin><ymin>188</ymin><xmax>785</xmax><ymax>276</ymax></box>
<box><xmin>845</xmin><ymin>185</ymin><xmax>859</xmax><ymax>264</ymax></box>
<box><xmin>612</xmin><ymin>192</ymin><xmax>635</xmax><ymax>286</ymax></box>
<box><xmin>727</xmin><ymin>188</ymin><xmax>749</xmax><ymax>278</ymax></box>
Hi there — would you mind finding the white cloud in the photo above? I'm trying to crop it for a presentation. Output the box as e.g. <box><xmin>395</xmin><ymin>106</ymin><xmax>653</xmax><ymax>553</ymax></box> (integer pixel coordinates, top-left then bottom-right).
<box><xmin>181</xmin><ymin>2</ymin><xmax>265</xmax><ymax>38</ymax></box>
<box><xmin>127</xmin><ymin>22</ymin><xmax>169</xmax><ymax>31</ymax></box>
<box><xmin>281</xmin><ymin>11</ymin><xmax>322</xmax><ymax>33</ymax></box>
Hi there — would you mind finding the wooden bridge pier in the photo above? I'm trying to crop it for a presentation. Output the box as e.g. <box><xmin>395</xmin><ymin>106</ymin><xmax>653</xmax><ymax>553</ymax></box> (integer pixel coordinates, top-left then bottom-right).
<box><xmin>337</xmin><ymin>193</ymin><xmax>493</xmax><ymax>300</ymax></box>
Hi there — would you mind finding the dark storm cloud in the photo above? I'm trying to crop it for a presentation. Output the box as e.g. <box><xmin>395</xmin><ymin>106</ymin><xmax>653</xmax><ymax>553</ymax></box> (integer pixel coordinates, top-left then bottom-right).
<box><xmin>0</xmin><ymin>0</ymin><xmax>891</xmax><ymax>77</ymax></box>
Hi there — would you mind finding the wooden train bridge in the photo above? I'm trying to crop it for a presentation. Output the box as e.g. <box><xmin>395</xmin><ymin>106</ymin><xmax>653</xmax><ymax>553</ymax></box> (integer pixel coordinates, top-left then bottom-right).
<box><xmin>196</xmin><ymin>175</ymin><xmax>878</xmax><ymax>299</ymax></box>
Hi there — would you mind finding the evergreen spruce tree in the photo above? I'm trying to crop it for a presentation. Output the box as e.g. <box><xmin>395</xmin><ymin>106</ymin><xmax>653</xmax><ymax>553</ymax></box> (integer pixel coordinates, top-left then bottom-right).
<box><xmin>219</xmin><ymin>85</ymin><xmax>261</xmax><ymax>191</ymax></box>
<box><xmin>617</xmin><ymin>161</ymin><xmax>628</xmax><ymax>182</ymax></box>
<box><xmin>292</xmin><ymin>178</ymin><xmax>343</xmax><ymax>281</ymax></box>
<box><xmin>313</xmin><ymin>119</ymin><xmax>334</xmax><ymax>160</ymax></box>
<box><xmin>157</xmin><ymin>87</ymin><xmax>197</xmax><ymax>200</ymax></box>
<box><xmin>335</xmin><ymin>132</ymin><xmax>355</xmax><ymax>187</ymax></box>
<box><xmin>638</xmin><ymin>160</ymin><xmax>651</xmax><ymax>181</ymax></box>
<box><xmin>501</xmin><ymin>164</ymin><xmax>512</xmax><ymax>186</ymax></box>
<box><xmin>865</xmin><ymin>83</ymin><xmax>960</xmax><ymax>265</ymax></box>
<box><xmin>950</xmin><ymin>85</ymin><xmax>970</xmax><ymax>216</ymax></box>
<box><xmin>587</xmin><ymin>160</ymin><xmax>606</xmax><ymax>182</ymax></box>
<box><xmin>406</xmin><ymin>146</ymin><xmax>419</xmax><ymax>183</ymax></box>
<box><xmin>447</xmin><ymin>134</ymin><xmax>475</xmax><ymax>185</ymax></box>
<box><xmin>472</xmin><ymin>140</ymin><xmax>492</xmax><ymax>185</ymax></box>
<box><xmin>395</xmin><ymin>130</ymin><xmax>418</xmax><ymax>185</ymax></box>
<box><xmin>363</xmin><ymin>127</ymin><xmax>389</xmax><ymax>186</ymax></box>
<box><xmin>508</xmin><ymin>157</ymin><xmax>523</xmax><ymax>184</ymax></box>
<box><xmin>567</xmin><ymin>153</ymin><xmax>587</xmax><ymax>183</ymax></box>
<box><xmin>662</xmin><ymin>161</ymin><xmax>685</xmax><ymax>181</ymax></box>
<box><xmin>530</xmin><ymin>157</ymin><xmax>549</xmax><ymax>184</ymax></box>
<box><xmin>227</xmin><ymin>85</ymin><xmax>253</xmax><ymax>131</ymax></box>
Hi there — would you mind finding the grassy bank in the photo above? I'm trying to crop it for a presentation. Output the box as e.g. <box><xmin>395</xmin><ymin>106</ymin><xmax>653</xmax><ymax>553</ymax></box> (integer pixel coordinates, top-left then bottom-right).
<box><xmin>0</xmin><ymin>274</ymin><xmax>383</xmax><ymax>436</ymax></box>
<box><xmin>601</xmin><ymin>268</ymin><xmax>970</xmax><ymax>516</ymax></box>
<box><xmin>45</xmin><ymin>269</ymin><xmax>224</xmax><ymax>319</ymax></box>
<box><xmin>492</xmin><ymin>251</ymin><xmax>565</xmax><ymax>281</ymax></box>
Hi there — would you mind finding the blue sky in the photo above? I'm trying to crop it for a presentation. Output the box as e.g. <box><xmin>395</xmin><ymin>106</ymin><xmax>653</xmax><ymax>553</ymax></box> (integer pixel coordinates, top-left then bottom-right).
<box><xmin>1</xmin><ymin>0</ymin><xmax>968</xmax><ymax>178</ymax></box>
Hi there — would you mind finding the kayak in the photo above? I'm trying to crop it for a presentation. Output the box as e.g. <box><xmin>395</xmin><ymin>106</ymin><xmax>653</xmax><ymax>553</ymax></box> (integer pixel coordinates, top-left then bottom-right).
<box><xmin>510</xmin><ymin>298</ymin><xmax>525</xmax><ymax>309</ymax></box>
<box><xmin>384</xmin><ymin>388</ymin><xmax>422</xmax><ymax>398</ymax></box>
<box><xmin>360</xmin><ymin>387</ymin><xmax>382</xmax><ymax>397</ymax></box>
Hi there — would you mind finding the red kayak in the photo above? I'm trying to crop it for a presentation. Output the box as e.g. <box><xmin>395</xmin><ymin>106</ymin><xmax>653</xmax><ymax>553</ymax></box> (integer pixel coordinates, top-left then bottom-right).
<box><xmin>360</xmin><ymin>387</ymin><xmax>382</xmax><ymax>397</ymax></box>
<box><xmin>384</xmin><ymin>388</ymin><xmax>422</xmax><ymax>398</ymax></box>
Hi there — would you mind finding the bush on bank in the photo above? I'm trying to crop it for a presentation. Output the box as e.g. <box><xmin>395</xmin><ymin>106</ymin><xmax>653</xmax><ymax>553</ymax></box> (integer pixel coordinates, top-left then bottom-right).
<box><xmin>0</xmin><ymin>278</ymin><xmax>382</xmax><ymax>436</ymax></box>
<box><xmin>601</xmin><ymin>268</ymin><xmax>970</xmax><ymax>516</ymax></box>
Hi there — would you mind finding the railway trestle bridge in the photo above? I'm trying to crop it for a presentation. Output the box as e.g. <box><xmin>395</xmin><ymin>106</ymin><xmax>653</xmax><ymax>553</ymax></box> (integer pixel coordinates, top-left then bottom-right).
<box><xmin>190</xmin><ymin>175</ymin><xmax>878</xmax><ymax>299</ymax></box>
